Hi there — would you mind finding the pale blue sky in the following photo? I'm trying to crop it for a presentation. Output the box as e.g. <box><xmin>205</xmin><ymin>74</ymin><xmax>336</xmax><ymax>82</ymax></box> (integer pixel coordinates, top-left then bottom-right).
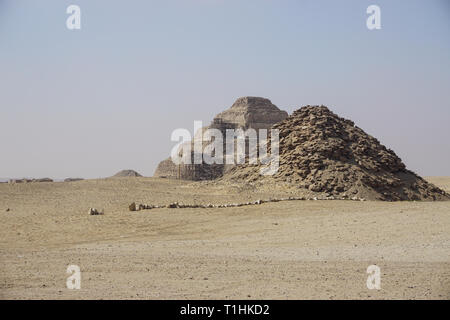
<box><xmin>0</xmin><ymin>0</ymin><xmax>449</xmax><ymax>178</ymax></box>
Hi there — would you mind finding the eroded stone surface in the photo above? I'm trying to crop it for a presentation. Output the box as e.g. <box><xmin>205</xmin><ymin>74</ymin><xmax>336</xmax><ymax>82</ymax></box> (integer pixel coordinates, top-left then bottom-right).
<box><xmin>154</xmin><ymin>97</ymin><xmax>288</xmax><ymax>180</ymax></box>
<box><xmin>223</xmin><ymin>105</ymin><xmax>450</xmax><ymax>201</ymax></box>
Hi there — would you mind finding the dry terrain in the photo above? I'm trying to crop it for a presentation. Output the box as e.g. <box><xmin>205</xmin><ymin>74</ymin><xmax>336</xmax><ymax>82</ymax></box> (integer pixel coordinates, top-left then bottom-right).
<box><xmin>0</xmin><ymin>177</ymin><xmax>449</xmax><ymax>299</ymax></box>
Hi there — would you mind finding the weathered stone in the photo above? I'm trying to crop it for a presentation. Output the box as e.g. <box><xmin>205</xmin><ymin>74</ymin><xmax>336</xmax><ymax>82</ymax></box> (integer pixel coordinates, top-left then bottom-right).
<box><xmin>89</xmin><ymin>208</ymin><xmax>103</xmax><ymax>215</ymax></box>
<box><xmin>154</xmin><ymin>97</ymin><xmax>288</xmax><ymax>180</ymax></box>
<box><xmin>153</xmin><ymin>158</ymin><xmax>178</xmax><ymax>179</ymax></box>
<box><xmin>64</xmin><ymin>178</ymin><xmax>84</xmax><ymax>182</ymax></box>
<box><xmin>32</xmin><ymin>178</ymin><xmax>53</xmax><ymax>183</ymax></box>
<box><xmin>223</xmin><ymin>105</ymin><xmax>450</xmax><ymax>201</ymax></box>
<box><xmin>213</xmin><ymin>97</ymin><xmax>288</xmax><ymax>130</ymax></box>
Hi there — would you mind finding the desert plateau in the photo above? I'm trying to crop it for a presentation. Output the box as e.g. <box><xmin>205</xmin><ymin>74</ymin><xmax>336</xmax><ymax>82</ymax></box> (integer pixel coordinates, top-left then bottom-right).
<box><xmin>1</xmin><ymin>176</ymin><xmax>449</xmax><ymax>299</ymax></box>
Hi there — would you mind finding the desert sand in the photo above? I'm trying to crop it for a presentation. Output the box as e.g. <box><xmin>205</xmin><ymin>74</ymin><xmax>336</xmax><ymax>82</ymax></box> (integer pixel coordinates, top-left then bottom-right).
<box><xmin>0</xmin><ymin>177</ymin><xmax>449</xmax><ymax>299</ymax></box>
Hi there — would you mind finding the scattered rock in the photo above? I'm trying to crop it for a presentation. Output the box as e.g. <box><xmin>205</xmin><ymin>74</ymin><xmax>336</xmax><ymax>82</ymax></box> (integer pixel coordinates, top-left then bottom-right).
<box><xmin>89</xmin><ymin>208</ymin><xmax>103</xmax><ymax>215</ymax></box>
<box><xmin>8</xmin><ymin>178</ymin><xmax>53</xmax><ymax>183</ymax></box>
<box><xmin>32</xmin><ymin>178</ymin><xmax>53</xmax><ymax>183</ymax></box>
<box><xmin>168</xmin><ymin>202</ymin><xmax>179</xmax><ymax>208</ymax></box>
<box><xmin>64</xmin><ymin>178</ymin><xmax>84</xmax><ymax>182</ymax></box>
<box><xmin>130</xmin><ymin>196</ymin><xmax>312</xmax><ymax>211</ymax></box>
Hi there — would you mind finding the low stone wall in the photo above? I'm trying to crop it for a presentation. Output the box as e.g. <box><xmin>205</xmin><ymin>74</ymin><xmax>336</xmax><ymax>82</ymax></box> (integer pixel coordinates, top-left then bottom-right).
<box><xmin>128</xmin><ymin>195</ymin><xmax>366</xmax><ymax>211</ymax></box>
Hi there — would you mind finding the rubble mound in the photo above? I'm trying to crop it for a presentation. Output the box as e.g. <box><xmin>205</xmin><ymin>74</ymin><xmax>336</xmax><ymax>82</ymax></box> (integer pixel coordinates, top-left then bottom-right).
<box><xmin>223</xmin><ymin>105</ymin><xmax>450</xmax><ymax>201</ymax></box>
<box><xmin>113</xmin><ymin>170</ymin><xmax>142</xmax><ymax>177</ymax></box>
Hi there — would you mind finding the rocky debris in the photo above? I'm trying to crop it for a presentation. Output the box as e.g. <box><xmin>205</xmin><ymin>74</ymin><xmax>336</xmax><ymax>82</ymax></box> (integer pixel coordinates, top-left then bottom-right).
<box><xmin>168</xmin><ymin>202</ymin><xmax>179</xmax><ymax>208</ymax></box>
<box><xmin>113</xmin><ymin>170</ymin><xmax>142</xmax><ymax>177</ymax></box>
<box><xmin>88</xmin><ymin>208</ymin><xmax>103</xmax><ymax>215</ymax></box>
<box><xmin>130</xmin><ymin>203</ymin><xmax>164</xmax><ymax>211</ymax></box>
<box><xmin>129</xmin><ymin>202</ymin><xmax>164</xmax><ymax>211</ymax></box>
<box><xmin>5</xmin><ymin>208</ymin><xmax>10</xmax><ymax>212</ymax></box>
<box><xmin>154</xmin><ymin>97</ymin><xmax>288</xmax><ymax>180</ymax></box>
<box><xmin>8</xmin><ymin>178</ymin><xmax>53</xmax><ymax>183</ymax></box>
<box><xmin>139</xmin><ymin>204</ymin><xmax>155</xmax><ymax>210</ymax></box>
<box><xmin>128</xmin><ymin>196</ymin><xmax>372</xmax><ymax>212</ymax></box>
<box><xmin>222</xmin><ymin>105</ymin><xmax>450</xmax><ymax>201</ymax></box>
<box><xmin>64</xmin><ymin>178</ymin><xmax>84</xmax><ymax>182</ymax></box>
<box><xmin>32</xmin><ymin>178</ymin><xmax>53</xmax><ymax>183</ymax></box>
<box><xmin>8</xmin><ymin>179</ymin><xmax>21</xmax><ymax>184</ymax></box>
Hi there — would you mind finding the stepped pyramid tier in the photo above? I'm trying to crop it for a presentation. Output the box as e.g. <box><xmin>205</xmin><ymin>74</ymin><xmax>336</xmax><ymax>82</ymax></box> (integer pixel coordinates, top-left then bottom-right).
<box><xmin>153</xmin><ymin>97</ymin><xmax>288</xmax><ymax>180</ymax></box>
<box><xmin>221</xmin><ymin>105</ymin><xmax>450</xmax><ymax>201</ymax></box>
<box><xmin>212</xmin><ymin>97</ymin><xmax>289</xmax><ymax>130</ymax></box>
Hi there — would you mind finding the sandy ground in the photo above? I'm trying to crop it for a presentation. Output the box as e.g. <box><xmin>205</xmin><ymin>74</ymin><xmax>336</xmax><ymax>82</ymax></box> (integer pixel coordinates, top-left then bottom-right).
<box><xmin>0</xmin><ymin>177</ymin><xmax>449</xmax><ymax>299</ymax></box>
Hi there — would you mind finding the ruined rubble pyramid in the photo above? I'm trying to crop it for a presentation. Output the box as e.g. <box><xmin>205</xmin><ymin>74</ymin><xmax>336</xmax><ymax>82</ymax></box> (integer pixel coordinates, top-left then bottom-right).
<box><xmin>113</xmin><ymin>169</ymin><xmax>142</xmax><ymax>177</ymax></box>
<box><xmin>154</xmin><ymin>97</ymin><xmax>288</xmax><ymax>179</ymax></box>
<box><xmin>223</xmin><ymin>105</ymin><xmax>450</xmax><ymax>201</ymax></box>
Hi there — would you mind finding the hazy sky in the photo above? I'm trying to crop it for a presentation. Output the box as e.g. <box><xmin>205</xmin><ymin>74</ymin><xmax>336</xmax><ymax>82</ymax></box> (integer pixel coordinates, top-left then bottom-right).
<box><xmin>0</xmin><ymin>0</ymin><xmax>449</xmax><ymax>178</ymax></box>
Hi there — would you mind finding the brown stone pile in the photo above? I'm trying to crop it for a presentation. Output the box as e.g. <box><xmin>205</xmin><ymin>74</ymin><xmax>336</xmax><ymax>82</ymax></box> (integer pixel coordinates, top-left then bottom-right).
<box><xmin>223</xmin><ymin>105</ymin><xmax>450</xmax><ymax>201</ymax></box>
